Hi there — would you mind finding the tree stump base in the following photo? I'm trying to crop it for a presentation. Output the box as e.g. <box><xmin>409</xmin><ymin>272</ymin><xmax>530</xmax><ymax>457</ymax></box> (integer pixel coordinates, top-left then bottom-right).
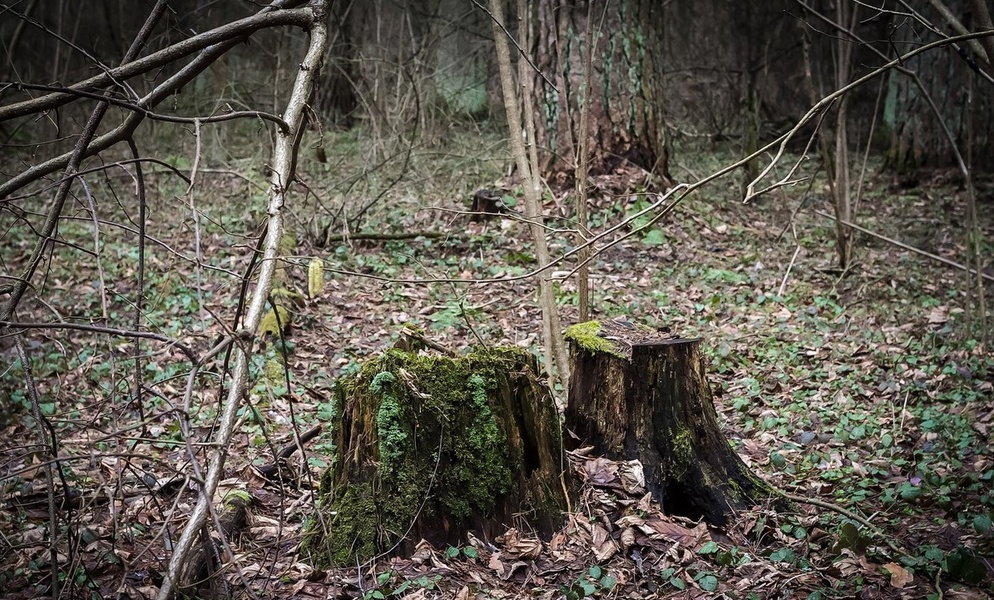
<box><xmin>302</xmin><ymin>346</ymin><xmax>569</xmax><ymax>567</ymax></box>
<box><xmin>564</xmin><ymin>320</ymin><xmax>772</xmax><ymax>525</ymax></box>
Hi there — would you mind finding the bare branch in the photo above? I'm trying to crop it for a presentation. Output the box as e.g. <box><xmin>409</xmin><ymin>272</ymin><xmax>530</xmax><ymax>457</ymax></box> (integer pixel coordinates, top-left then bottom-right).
<box><xmin>0</xmin><ymin>8</ymin><xmax>312</xmax><ymax>123</ymax></box>
<box><xmin>0</xmin><ymin>320</ymin><xmax>197</xmax><ymax>362</ymax></box>
<box><xmin>0</xmin><ymin>2</ymin><xmax>306</xmax><ymax>200</ymax></box>
<box><xmin>155</xmin><ymin>2</ymin><xmax>329</xmax><ymax>597</ymax></box>
<box><xmin>1</xmin><ymin>82</ymin><xmax>291</xmax><ymax>132</ymax></box>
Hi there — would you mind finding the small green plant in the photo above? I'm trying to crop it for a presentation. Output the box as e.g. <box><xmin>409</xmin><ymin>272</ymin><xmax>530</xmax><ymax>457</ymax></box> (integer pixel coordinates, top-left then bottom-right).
<box><xmin>361</xmin><ymin>570</ymin><xmax>442</xmax><ymax>599</ymax></box>
<box><xmin>693</xmin><ymin>570</ymin><xmax>719</xmax><ymax>592</ymax></box>
<box><xmin>444</xmin><ymin>545</ymin><xmax>479</xmax><ymax>560</ymax></box>
<box><xmin>561</xmin><ymin>565</ymin><xmax>617</xmax><ymax>599</ymax></box>
<box><xmin>659</xmin><ymin>567</ymin><xmax>685</xmax><ymax>590</ymax></box>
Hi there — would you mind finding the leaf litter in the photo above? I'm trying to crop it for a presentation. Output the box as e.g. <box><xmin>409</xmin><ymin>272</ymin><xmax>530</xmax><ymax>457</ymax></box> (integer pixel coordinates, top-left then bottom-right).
<box><xmin>1</xmin><ymin>136</ymin><xmax>993</xmax><ymax>598</ymax></box>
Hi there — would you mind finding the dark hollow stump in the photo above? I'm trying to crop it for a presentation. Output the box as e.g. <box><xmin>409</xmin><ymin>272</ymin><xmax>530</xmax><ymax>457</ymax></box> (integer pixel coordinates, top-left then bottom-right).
<box><xmin>302</xmin><ymin>346</ymin><xmax>569</xmax><ymax>567</ymax></box>
<box><xmin>564</xmin><ymin>320</ymin><xmax>772</xmax><ymax>526</ymax></box>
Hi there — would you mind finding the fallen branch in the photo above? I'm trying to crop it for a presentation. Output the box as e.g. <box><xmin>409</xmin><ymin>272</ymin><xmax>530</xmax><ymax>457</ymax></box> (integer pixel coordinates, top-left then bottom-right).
<box><xmin>255</xmin><ymin>425</ymin><xmax>323</xmax><ymax>481</ymax></box>
<box><xmin>813</xmin><ymin>209</ymin><xmax>994</xmax><ymax>283</ymax></box>
<box><xmin>155</xmin><ymin>2</ymin><xmax>329</xmax><ymax>598</ymax></box>
<box><xmin>321</xmin><ymin>231</ymin><xmax>448</xmax><ymax>243</ymax></box>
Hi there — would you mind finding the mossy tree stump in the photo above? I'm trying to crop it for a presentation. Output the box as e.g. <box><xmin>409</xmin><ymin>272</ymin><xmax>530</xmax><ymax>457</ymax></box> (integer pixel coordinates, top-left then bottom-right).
<box><xmin>303</xmin><ymin>346</ymin><xmax>569</xmax><ymax>567</ymax></box>
<box><xmin>564</xmin><ymin>320</ymin><xmax>772</xmax><ymax>525</ymax></box>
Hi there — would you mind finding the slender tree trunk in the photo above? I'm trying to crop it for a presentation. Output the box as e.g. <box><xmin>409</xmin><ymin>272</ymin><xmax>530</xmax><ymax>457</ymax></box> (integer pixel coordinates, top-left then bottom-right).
<box><xmin>488</xmin><ymin>0</ymin><xmax>569</xmax><ymax>389</ymax></box>
<box><xmin>831</xmin><ymin>1</ymin><xmax>856</xmax><ymax>270</ymax></box>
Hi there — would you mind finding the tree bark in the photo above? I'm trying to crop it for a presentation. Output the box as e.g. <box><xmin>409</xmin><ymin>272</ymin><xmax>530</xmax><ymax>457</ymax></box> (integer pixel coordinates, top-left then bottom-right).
<box><xmin>303</xmin><ymin>347</ymin><xmax>569</xmax><ymax>566</ymax></box>
<box><xmin>882</xmin><ymin>0</ymin><xmax>994</xmax><ymax>171</ymax></box>
<box><xmin>530</xmin><ymin>0</ymin><xmax>670</xmax><ymax>181</ymax></box>
<box><xmin>563</xmin><ymin>320</ymin><xmax>772</xmax><ymax>526</ymax></box>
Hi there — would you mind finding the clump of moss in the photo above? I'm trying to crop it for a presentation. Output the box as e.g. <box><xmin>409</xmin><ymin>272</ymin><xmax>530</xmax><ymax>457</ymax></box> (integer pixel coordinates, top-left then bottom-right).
<box><xmin>372</xmin><ymin>372</ymin><xmax>408</xmax><ymax>466</ymax></box>
<box><xmin>307</xmin><ymin>347</ymin><xmax>532</xmax><ymax>565</ymax></box>
<box><xmin>565</xmin><ymin>321</ymin><xmax>623</xmax><ymax>357</ymax></box>
<box><xmin>258</xmin><ymin>305</ymin><xmax>291</xmax><ymax>338</ymax></box>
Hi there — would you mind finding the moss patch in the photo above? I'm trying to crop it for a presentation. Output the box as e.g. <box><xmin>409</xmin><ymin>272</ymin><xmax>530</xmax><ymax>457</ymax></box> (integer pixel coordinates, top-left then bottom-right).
<box><xmin>258</xmin><ymin>305</ymin><xmax>291</xmax><ymax>338</ymax></box>
<box><xmin>565</xmin><ymin>321</ymin><xmax>624</xmax><ymax>358</ymax></box>
<box><xmin>304</xmin><ymin>346</ymin><xmax>543</xmax><ymax>567</ymax></box>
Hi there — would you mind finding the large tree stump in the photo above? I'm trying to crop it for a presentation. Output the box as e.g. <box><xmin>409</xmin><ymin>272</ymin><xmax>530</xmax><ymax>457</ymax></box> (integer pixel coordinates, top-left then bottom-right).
<box><xmin>564</xmin><ymin>320</ymin><xmax>772</xmax><ymax>525</ymax></box>
<box><xmin>302</xmin><ymin>346</ymin><xmax>569</xmax><ymax>567</ymax></box>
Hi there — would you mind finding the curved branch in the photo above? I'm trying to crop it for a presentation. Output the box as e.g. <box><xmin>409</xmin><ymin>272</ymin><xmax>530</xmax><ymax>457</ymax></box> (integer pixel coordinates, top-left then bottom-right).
<box><xmin>155</xmin><ymin>1</ymin><xmax>329</xmax><ymax>597</ymax></box>
<box><xmin>1</xmin><ymin>1</ymin><xmax>175</xmax><ymax>322</ymax></box>
<box><xmin>3</xmin><ymin>157</ymin><xmax>190</xmax><ymax>203</ymax></box>
<box><xmin>744</xmin><ymin>30</ymin><xmax>994</xmax><ymax>201</ymax></box>
<box><xmin>0</xmin><ymin>3</ymin><xmax>306</xmax><ymax>200</ymax></box>
<box><xmin>0</xmin><ymin>8</ymin><xmax>312</xmax><ymax>123</ymax></box>
<box><xmin>0</xmin><ymin>320</ymin><xmax>197</xmax><ymax>362</ymax></box>
<box><xmin>2</xmin><ymin>82</ymin><xmax>291</xmax><ymax>133</ymax></box>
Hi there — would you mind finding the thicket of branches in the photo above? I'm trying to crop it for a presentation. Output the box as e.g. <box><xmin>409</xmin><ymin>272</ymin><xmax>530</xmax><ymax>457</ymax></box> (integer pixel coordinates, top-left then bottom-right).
<box><xmin>1</xmin><ymin>1</ymin><xmax>991</xmax><ymax>598</ymax></box>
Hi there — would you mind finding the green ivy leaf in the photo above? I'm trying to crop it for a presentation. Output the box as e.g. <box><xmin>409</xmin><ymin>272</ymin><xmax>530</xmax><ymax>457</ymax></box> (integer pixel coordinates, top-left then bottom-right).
<box><xmin>698</xmin><ymin>541</ymin><xmax>720</xmax><ymax>554</ymax></box>
<box><xmin>642</xmin><ymin>229</ymin><xmax>667</xmax><ymax>246</ymax></box>
<box><xmin>972</xmin><ymin>514</ymin><xmax>992</xmax><ymax>534</ymax></box>
<box><xmin>696</xmin><ymin>573</ymin><xmax>718</xmax><ymax>591</ymax></box>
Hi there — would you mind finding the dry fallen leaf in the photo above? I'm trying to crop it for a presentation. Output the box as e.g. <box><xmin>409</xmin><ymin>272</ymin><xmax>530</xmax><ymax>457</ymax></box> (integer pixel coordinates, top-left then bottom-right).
<box><xmin>488</xmin><ymin>551</ymin><xmax>505</xmax><ymax>576</ymax></box>
<box><xmin>645</xmin><ymin>515</ymin><xmax>699</xmax><ymax>546</ymax></box>
<box><xmin>496</xmin><ymin>527</ymin><xmax>542</xmax><ymax>559</ymax></box>
<box><xmin>882</xmin><ymin>562</ymin><xmax>914</xmax><ymax>588</ymax></box>
<box><xmin>591</xmin><ymin>523</ymin><xmax>619</xmax><ymax>562</ymax></box>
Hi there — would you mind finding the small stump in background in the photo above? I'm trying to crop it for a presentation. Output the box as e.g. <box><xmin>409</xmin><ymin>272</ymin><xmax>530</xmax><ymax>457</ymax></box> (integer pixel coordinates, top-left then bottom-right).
<box><xmin>564</xmin><ymin>320</ymin><xmax>773</xmax><ymax>525</ymax></box>
<box><xmin>302</xmin><ymin>347</ymin><xmax>568</xmax><ymax>567</ymax></box>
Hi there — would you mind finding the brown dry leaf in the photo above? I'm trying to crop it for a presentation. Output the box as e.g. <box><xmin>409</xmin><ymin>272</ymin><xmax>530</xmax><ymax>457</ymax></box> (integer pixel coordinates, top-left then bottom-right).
<box><xmin>454</xmin><ymin>586</ymin><xmax>470</xmax><ymax>600</ymax></box>
<box><xmin>618</xmin><ymin>460</ymin><xmax>645</xmax><ymax>494</ymax></box>
<box><xmin>496</xmin><ymin>528</ymin><xmax>542</xmax><ymax>559</ymax></box>
<box><xmin>620</xmin><ymin>527</ymin><xmax>637</xmax><ymax>551</ymax></box>
<box><xmin>636</xmin><ymin>492</ymin><xmax>657</xmax><ymax>513</ymax></box>
<box><xmin>410</xmin><ymin>539</ymin><xmax>436</xmax><ymax>565</ymax></box>
<box><xmin>645</xmin><ymin>515</ymin><xmax>698</xmax><ymax>546</ymax></box>
<box><xmin>882</xmin><ymin>562</ymin><xmax>913</xmax><ymax>588</ymax></box>
<box><xmin>583</xmin><ymin>457</ymin><xmax>619</xmax><ymax>487</ymax></box>
<box><xmin>488</xmin><ymin>551</ymin><xmax>505</xmax><ymax>577</ymax></box>
<box><xmin>501</xmin><ymin>561</ymin><xmax>530</xmax><ymax>581</ymax></box>
<box><xmin>591</xmin><ymin>523</ymin><xmax>619</xmax><ymax>562</ymax></box>
<box><xmin>468</xmin><ymin>570</ymin><xmax>486</xmax><ymax>585</ymax></box>
<box><xmin>616</xmin><ymin>514</ymin><xmax>645</xmax><ymax>528</ymax></box>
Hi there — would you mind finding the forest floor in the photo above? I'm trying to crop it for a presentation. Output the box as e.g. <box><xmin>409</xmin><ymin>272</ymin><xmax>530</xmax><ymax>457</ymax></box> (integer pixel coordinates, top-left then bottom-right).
<box><xmin>2</xmin><ymin>126</ymin><xmax>994</xmax><ymax>599</ymax></box>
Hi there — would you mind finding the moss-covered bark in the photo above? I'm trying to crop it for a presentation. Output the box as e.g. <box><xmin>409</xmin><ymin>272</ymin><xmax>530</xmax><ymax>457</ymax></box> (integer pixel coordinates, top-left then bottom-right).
<box><xmin>302</xmin><ymin>347</ymin><xmax>569</xmax><ymax>567</ymax></box>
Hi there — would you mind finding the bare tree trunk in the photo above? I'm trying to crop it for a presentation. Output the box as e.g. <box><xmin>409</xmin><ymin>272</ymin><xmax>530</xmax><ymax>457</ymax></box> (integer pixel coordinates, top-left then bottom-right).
<box><xmin>831</xmin><ymin>1</ymin><xmax>856</xmax><ymax>270</ymax></box>
<box><xmin>575</xmin><ymin>3</ymin><xmax>596</xmax><ymax>322</ymax></box>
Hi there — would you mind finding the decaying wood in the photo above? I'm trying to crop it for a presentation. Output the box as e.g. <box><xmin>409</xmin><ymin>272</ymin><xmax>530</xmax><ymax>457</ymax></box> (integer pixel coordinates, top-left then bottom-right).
<box><xmin>303</xmin><ymin>346</ymin><xmax>570</xmax><ymax>566</ymax></box>
<box><xmin>564</xmin><ymin>320</ymin><xmax>774</xmax><ymax>526</ymax></box>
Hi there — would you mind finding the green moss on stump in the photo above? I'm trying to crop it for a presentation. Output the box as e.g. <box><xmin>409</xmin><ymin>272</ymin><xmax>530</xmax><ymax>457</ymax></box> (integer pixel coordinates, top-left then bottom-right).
<box><xmin>565</xmin><ymin>321</ymin><xmax>624</xmax><ymax>358</ymax></box>
<box><xmin>303</xmin><ymin>346</ymin><xmax>557</xmax><ymax>567</ymax></box>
